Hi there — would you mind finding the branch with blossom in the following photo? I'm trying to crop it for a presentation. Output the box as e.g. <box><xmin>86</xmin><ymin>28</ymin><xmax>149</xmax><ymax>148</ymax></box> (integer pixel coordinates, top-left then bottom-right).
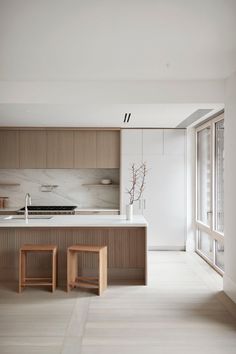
<box><xmin>126</xmin><ymin>162</ymin><xmax>147</xmax><ymax>205</ymax></box>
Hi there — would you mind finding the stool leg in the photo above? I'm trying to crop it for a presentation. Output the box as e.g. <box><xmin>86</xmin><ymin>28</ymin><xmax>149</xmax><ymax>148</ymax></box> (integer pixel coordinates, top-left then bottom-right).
<box><xmin>98</xmin><ymin>247</ymin><xmax>107</xmax><ymax>296</ymax></box>
<box><xmin>67</xmin><ymin>249</ymin><xmax>70</xmax><ymax>292</ymax></box>
<box><xmin>56</xmin><ymin>250</ymin><xmax>59</xmax><ymax>288</ymax></box>
<box><xmin>52</xmin><ymin>250</ymin><xmax>57</xmax><ymax>292</ymax></box>
<box><xmin>19</xmin><ymin>250</ymin><xmax>26</xmax><ymax>293</ymax></box>
<box><xmin>67</xmin><ymin>250</ymin><xmax>78</xmax><ymax>292</ymax></box>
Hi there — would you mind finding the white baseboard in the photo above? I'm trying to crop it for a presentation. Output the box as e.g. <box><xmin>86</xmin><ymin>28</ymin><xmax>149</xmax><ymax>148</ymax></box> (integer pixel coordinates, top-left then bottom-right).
<box><xmin>148</xmin><ymin>246</ymin><xmax>186</xmax><ymax>251</ymax></box>
<box><xmin>223</xmin><ymin>274</ymin><xmax>236</xmax><ymax>304</ymax></box>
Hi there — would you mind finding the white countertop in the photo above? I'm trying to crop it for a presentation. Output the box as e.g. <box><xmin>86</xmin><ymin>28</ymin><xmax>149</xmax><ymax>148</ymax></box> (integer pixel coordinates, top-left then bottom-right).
<box><xmin>0</xmin><ymin>215</ymin><xmax>147</xmax><ymax>228</ymax></box>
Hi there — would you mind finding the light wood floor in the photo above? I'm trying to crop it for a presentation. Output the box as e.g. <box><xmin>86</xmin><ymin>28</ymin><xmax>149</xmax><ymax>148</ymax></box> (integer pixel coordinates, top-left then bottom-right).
<box><xmin>0</xmin><ymin>251</ymin><xmax>236</xmax><ymax>354</ymax></box>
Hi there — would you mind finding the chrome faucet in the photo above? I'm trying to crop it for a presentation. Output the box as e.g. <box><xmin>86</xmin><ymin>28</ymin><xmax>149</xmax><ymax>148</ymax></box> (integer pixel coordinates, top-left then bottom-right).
<box><xmin>25</xmin><ymin>193</ymin><xmax>32</xmax><ymax>223</ymax></box>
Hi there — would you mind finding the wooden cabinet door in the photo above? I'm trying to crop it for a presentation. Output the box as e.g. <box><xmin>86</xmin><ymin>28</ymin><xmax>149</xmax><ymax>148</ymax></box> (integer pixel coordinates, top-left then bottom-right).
<box><xmin>47</xmin><ymin>131</ymin><xmax>74</xmax><ymax>168</ymax></box>
<box><xmin>19</xmin><ymin>130</ymin><xmax>47</xmax><ymax>168</ymax></box>
<box><xmin>0</xmin><ymin>130</ymin><xmax>19</xmax><ymax>168</ymax></box>
<box><xmin>74</xmin><ymin>131</ymin><xmax>97</xmax><ymax>168</ymax></box>
<box><xmin>96</xmin><ymin>131</ymin><xmax>120</xmax><ymax>168</ymax></box>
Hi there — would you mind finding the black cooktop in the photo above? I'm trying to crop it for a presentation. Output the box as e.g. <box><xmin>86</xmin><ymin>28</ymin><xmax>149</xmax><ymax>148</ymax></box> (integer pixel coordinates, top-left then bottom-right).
<box><xmin>18</xmin><ymin>206</ymin><xmax>77</xmax><ymax>211</ymax></box>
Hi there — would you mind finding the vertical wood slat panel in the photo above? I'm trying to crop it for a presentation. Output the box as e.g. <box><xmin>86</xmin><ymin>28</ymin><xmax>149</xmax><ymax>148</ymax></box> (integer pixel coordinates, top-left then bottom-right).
<box><xmin>46</xmin><ymin>130</ymin><xmax>74</xmax><ymax>168</ymax></box>
<box><xmin>0</xmin><ymin>227</ymin><xmax>145</xmax><ymax>283</ymax></box>
<box><xmin>74</xmin><ymin>130</ymin><xmax>97</xmax><ymax>168</ymax></box>
<box><xmin>19</xmin><ymin>130</ymin><xmax>47</xmax><ymax>168</ymax></box>
<box><xmin>96</xmin><ymin>131</ymin><xmax>120</xmax><ymax>168</ymax></box>
<box><xmin>0</xmin><ymin>130</ymin><xmax>19</xmax><ymax>168</ymax></box>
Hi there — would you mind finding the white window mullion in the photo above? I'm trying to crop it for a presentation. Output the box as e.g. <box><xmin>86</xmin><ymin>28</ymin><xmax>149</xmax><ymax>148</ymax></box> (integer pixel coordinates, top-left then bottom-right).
<box><xmin>211</xmin><ymin>120</ymin><xmax>215</xmax><ymax>233</ymax></box>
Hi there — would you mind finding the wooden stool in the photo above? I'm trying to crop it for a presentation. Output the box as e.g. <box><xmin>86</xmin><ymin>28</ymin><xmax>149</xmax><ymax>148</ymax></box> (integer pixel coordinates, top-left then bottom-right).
<box><xmin>67</xmin><ymin>245</ymin><xmax>107</xmax><ymax>295</ymax></box>
<box><xmin>19</xmin><ymin>244</ymin><xmax>58</xmax><ymax>293</ymax></box>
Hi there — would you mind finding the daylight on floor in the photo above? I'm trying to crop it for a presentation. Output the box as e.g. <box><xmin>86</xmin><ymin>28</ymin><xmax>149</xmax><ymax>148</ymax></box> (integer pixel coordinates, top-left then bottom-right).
<box><xmin>0</xmin><ymin>1</ymin><xmax>236</xmax><ymax>353</ymax></box>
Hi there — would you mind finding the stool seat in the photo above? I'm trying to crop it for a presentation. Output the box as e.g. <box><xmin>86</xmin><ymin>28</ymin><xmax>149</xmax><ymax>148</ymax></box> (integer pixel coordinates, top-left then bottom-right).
<box><xmin>19</xmin><ymin>244</ymin><xmax>58</xmax><ymax>293</ymax></box>
<box><xmin>20</xmin><ymin>244</ymin><xmax>57</xmax><ymax>252</ymax></box>
<box><xmin>68</xmin><ymin>245</ymin><xmax>106</xmax><ymax>253</ymax></box>
<box><xmin>67</xmin><ymin>244</ymin><xmax>107</xmax><ymax>295</ymax></box>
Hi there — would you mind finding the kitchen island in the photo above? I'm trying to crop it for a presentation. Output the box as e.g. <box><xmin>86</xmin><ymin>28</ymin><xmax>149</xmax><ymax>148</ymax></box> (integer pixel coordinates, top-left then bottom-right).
<box><xmin>0</xmin><ymin>215</ymin><xmax>148</xmax><ymax>286</ymax></box>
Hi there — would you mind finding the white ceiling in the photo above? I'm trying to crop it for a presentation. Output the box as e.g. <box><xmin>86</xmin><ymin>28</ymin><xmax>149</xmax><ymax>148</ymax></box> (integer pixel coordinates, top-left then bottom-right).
<box><xmin>0</xmin><ymin>103</ymin><xmax>223</xmax><ymax>128</ymax></box>
<box><xmin>0</xmin><ymin>1</ymin><xmax>231</xmax><ymax>127</ymax></box>
<box><xmin>1</xmin><ymin>0</ymin><xmax>236</xmax><ymax>81</ymax></box>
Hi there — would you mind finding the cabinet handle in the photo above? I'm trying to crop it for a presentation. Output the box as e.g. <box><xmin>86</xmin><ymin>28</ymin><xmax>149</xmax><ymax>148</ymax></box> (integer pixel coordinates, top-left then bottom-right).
<box><xmin>143</xmin><ymin>199</ymin><xmax>146</xmax><ymax>209</ymax></box>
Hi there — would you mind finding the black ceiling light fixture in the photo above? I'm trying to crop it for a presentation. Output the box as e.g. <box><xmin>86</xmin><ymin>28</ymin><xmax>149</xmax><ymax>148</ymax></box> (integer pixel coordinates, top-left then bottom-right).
<box><xmin>123</xmin><ymin>113</ymin><xmax>131</xmax><ymax>123</ymax></box>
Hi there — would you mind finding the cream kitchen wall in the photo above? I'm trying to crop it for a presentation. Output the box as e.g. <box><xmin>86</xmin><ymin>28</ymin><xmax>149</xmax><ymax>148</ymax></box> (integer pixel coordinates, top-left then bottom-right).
<box><xmin>0</xmin><ymin>169</ymin><xmax>119</xmax><ymax>208</ymax></box>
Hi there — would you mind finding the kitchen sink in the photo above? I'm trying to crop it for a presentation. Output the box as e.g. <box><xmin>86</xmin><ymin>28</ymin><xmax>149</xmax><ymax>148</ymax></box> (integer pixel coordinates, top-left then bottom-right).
<box><xmin>4</xmin><ymin>215</ymin><xmax>53</xmax><ymax>220</ymax></box>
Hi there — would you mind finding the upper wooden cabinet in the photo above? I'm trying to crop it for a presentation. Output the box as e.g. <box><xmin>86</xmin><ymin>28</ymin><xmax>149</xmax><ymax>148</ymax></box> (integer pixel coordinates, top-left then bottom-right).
<box><xmin>74</xmin><ymin>130</ymin><xmax>97</xmax><ymax>168</ymax></box>
<box><xmin>0</xmin><ymin>129</ymin><xmax>120</xmax><ymax>169</ymax></box>
<box><xmin>19</xmin><ymin>130</ymin><xmax>47</xmax><ymax>168</ymax></box>
<box><xmin>96</xmin><ymin>131</ymin><xmax>120</xmax><ymax>168</ymax></box>
<box><xmin>75</xmin><ymin>130</ymin><xmax>120</xmax><ymax>168</ymax></box>
<box><xmin>0</xmin><ymin>130</ymin><xmax>19</xmax><ymax>168</ymax></box>
<box><xmin>47</xmin><ymin>131</ymin><xmax>74</xmax><ymax>168</ymax></box>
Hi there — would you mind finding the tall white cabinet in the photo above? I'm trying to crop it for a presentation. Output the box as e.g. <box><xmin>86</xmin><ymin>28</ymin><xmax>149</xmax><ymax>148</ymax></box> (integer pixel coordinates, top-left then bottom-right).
<box><xmin>121</xmin><ymin>129</ymin><xmax>186</xmax><ymax>250</ymax></box>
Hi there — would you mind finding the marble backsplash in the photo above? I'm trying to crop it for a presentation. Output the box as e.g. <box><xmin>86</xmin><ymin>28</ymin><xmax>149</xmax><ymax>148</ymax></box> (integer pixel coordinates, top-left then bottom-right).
<box><xmin>0</xmin><ymin>169</ymin><xmax>120</xmax><ymax>209</ymax></box>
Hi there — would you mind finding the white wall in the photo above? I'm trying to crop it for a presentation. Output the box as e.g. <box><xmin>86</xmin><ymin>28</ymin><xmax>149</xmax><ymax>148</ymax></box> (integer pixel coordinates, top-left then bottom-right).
<box><xmin>224</xmin><ymin>71</ymin><xmax>236</xmax><ymax>303</ymax></box>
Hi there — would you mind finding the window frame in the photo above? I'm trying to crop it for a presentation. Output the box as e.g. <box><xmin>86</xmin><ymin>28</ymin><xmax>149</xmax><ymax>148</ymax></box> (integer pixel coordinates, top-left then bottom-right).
<box><xmin>195</xmin><ymin>114</ymin><xmax>224</xmax><ymax>275</ymax></box>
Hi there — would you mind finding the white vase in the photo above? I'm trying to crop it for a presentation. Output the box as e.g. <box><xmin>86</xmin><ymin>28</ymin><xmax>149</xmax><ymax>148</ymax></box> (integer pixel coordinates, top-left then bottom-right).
<box><xmin>126</xmin><ymin>204</ymin><xmax>133</xmax><ymax>221</ymax></box>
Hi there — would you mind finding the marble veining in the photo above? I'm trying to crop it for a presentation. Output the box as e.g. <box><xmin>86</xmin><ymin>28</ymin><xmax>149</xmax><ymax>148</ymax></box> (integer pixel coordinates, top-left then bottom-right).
<box><xmin>0</xmin><ymin>169</ymin><xmax>120</xmax><ymax>208</ymax></box>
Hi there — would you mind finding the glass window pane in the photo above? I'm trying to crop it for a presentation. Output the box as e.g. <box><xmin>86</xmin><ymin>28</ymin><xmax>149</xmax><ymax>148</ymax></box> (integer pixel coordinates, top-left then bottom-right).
<box><xmin>197</xmin><ymin>127</ymin><xmax>211</xmax><ymax>226</ymax></box>
<box><xmin>215</xmin><ymin>120</ymin><xmax>224</xmax><ymax>233</ymax></box>
<box><xmin>198</xmin><ymin>230</ymin><xmax>214</xmax><ymax>261</ymax></box>
<box><xmin>215</xmin><ymin>240</ymin><xmax>224</xmax><ymax>271</ymax></box>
